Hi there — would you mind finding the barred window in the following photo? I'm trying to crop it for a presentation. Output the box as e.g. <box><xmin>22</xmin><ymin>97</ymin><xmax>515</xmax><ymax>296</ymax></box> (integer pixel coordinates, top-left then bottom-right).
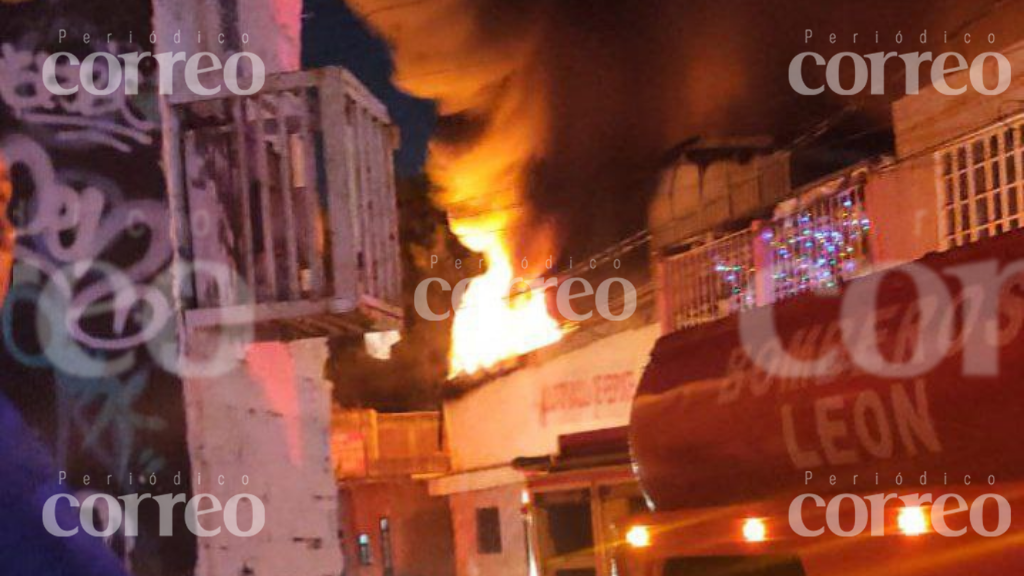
<box><xmin>939</xmin><ymin>126</ymin><xmax>1023</xmax><ymax>248</ymax></box>
<box><xmin>476</xmin><ymin>507</ymin><xmax>502</xmax><ymax>554</ymax></box>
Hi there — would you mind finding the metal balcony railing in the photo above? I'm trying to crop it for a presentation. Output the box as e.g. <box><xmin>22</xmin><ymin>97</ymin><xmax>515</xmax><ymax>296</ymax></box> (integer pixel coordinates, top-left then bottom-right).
<box><xmin>660</xmin><ymin>229</ymin><xmax>757</xmax><ymax>330</ymax></box>
<box><xmin>659</xmin><ymin>183</ymin><xmax>871</xmax><ymax>334</ymax></box>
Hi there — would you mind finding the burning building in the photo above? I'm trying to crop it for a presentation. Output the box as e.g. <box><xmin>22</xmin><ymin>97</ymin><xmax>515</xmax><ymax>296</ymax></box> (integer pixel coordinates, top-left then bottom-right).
<box><xmin>621</xmin><ymin>38</ymin><xmax>1024</xmax><ymax>576</ymax></box>
<box><xmin>337</xmin><ymin>0</ymin><xmax>1024</xmax><ymax>571</ymax></box>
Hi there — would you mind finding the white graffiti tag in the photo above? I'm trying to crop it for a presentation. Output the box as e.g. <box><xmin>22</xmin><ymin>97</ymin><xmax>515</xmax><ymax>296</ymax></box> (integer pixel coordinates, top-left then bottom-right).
<box><xmin>2</xmin><ymin>134</ymin><xmax>173</xmax><ymax>356</ymax></box>
<box><xmin>0</xmin><ymin>43</ymin><xmax>157</xmax><ymax>152</ymax></box>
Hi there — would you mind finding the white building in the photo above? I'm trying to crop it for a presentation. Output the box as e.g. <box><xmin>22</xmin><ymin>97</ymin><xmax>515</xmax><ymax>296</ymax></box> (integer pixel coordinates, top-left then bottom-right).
<box><xmin>431</xmin><ymin>266</ymin><xmax>660</xmax><ymax>576</ymax></box>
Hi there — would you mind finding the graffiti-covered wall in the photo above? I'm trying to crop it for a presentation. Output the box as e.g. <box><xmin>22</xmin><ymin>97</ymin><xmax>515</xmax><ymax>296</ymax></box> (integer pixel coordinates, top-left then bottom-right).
<box><xmin>0</xmin><ymin>1</ymin><xmax>194</xmax><ymax>573</ymax></box>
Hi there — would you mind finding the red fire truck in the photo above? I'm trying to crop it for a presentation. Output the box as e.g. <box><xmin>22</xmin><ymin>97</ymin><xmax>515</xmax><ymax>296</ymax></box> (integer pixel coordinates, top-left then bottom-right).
<box><xmin>619</xmin><ymin>230</ymin><xmax>1024</xmax><ymax>575</ymax></box>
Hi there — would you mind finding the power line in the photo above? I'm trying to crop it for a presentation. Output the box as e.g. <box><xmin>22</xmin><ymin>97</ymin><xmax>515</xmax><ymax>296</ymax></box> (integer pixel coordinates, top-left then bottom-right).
<box><xmin>360</xmin><ymin>0</ymin><xmax>433</xmax><ymax>19</ymax></box>
<box><xmin>886</xmin><ymin>0</ymin><xmax>1016</xmax><ymax>94</ymax></box>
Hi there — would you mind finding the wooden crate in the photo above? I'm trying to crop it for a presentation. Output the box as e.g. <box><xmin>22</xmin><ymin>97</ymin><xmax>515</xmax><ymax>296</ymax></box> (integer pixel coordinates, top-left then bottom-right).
<box><xmin>166</xmin><ymin>67</ymin><xmax>402</xmax><ymax>340</ymax></box>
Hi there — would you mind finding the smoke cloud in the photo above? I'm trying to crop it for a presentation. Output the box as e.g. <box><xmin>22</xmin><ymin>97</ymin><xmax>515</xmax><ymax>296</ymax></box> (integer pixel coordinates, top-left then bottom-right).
<box><xmin>347</xmin><ymin>0</ymin><xmax>1024</xmax><ymax>265</ymax></box>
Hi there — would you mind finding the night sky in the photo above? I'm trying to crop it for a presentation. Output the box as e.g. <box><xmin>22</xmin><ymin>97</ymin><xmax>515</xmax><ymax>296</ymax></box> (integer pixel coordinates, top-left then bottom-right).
<box><xmin>302</xmin><ymin>0</ymin><xmax>435</xmax><ymax>176</ymax></box>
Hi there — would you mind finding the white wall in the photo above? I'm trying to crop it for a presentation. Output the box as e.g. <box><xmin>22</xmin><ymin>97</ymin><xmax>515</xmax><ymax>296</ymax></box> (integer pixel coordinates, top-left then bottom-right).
<box><xmin>892</xmin><ymin>41</ymin><xmax>1024</xmax><ymax>160</ymax></box>
<box><xmin>444</xmin><ymin>323</ymin><xmax>661</xmax><ymax>472</ymax></box>
<box><xmin>152</xmin><ymin>0</ymin><xmax>301</xmax><ymax>76</ymax></box>
<box><xmin>185</xmin><ymin>336</ymin><xmax>343</xmax><ymax>576</ymax></box>
<box><xmin>440</xmin><ymin>323</ymin><xmax>660</xmax><ymax>576</ymax></box>
<box><xmin>449</xmin><ymin>485</ymin><xmax>528</xmax><ymax>576</ymax></box>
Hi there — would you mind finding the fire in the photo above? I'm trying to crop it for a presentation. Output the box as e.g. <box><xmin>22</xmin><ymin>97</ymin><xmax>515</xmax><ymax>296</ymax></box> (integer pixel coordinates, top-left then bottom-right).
<box><xmin>448</xmin><ymin>225</ymin><xmax>562</xmax><ymax>378</ymax></box>
<box><xmin>417</xmin><ymin>43</ymin><xmax>564</xmax><ymax>377</ymax></box>
<box><xmin>0</xmin><ymin>155</ymin><xmax>11</xmax><ymax>300</ymax></box>
<box><xmin>345</xmin><ymin>0</ymin><xmax>564</xmax><ymax>376</ymax></box>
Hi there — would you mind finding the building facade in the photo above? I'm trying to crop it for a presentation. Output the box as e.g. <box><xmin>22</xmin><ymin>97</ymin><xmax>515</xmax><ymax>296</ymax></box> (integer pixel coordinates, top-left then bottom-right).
<box><xmin>434</xmin><ymin>38</ymin><xmax>1024</xmax><ymax>576</ymax></box>
<box><xmin>651</xmin><ymin>40</ymin><xmax>1024</xmax><ymax>340</ymax></box>
<box><xmin>611</xmin><ymin>39</ymin><xmax>1024</xmax><ymax>576</ymax></box>
<box><xmin>333</xmin><ymin>409</ymin><xmax>454</xmax><ymax>576</ymax></box>
<box><xmin>0</xmin><ymin>0</ymin><xmax>403</xmax><ymax>574</ymax></box>
<box><xmin>433</xmin><ymin>306</ymin><xmax>661</xmax><ymax>576</ymax></box>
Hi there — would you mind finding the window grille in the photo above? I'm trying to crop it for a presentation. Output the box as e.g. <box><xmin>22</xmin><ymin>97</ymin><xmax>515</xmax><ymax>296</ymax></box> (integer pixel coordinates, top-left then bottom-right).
<box><xmin>661</xmin><ymin>229</ymin><xmax>756</xmax><ymax>331</ymax></box>
<box><xmin>938</xmin><ymin>124</ymin><xmax>1024</xmax><ymax>248</ymax></box>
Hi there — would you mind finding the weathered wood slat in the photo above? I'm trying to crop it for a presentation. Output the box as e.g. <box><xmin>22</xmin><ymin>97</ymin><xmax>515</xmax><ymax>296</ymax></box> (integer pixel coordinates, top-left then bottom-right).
<box><xmin>182</xmin><ymin>130</ymin><xmax>211</xmax><ymax>308</ymax></box>
<box><xmin>353</xmin><ymin>106</ymin><xmax>374</xmax><ymax>297</ymax></box>
<box><xmin>275</xmin><ymin>91</ymin><xmax>301</xmax><ymax>300</ymax></box>
<box><xmin>370</xmin><ymin>119</ymin><xmax>390</xmax><ymax>301</ymax></box>
<box><xmin>170</xmin><ymin>68</ymin><xmax>392</xmax><ymax>122</ymax></box>
<box><xmin>213</xmin><ymin>130</ymin><xmax>241</xmax><ymax>307</ymax></box>
<box><xmin>361</xmin><ymin>111</ymin><xmax>381</xmax><ymax>299</ymax></box>
<box><xmin>322</xmin><ymin>80</ymin><xmax>359</xmax><ymax>303</ymax></box>
<box><xmin>360</xmin><ymin>111</ymin><xmax>379</xmax><ymax>299</ymax></box>
<box><xmin>165</xmin><ymin>106</ymin><xmax>196</xmax><ymax>315</ymax></box>
<box><xmin>376</xmin><ymin>121</ymin><xmax>393</xmax><ymax>301</ymax></box>
<box><xmin>381</xmin><ymin>127</ymin><xmax>401</xmax><ymax>303</ymax></box>
<box><xmin>231</xmin><ymin>98</ymin><xmax>257</xmax><ymax>301</ymax></box>
<box><xmin>252</xmin><ymin>96</ymin><xmax>278</xmax><ymax>301</ymax></box>
<box><xmin>297</xmin><ymin>88</ymin><xmax>325</xmax><ymax>297</ymax></box>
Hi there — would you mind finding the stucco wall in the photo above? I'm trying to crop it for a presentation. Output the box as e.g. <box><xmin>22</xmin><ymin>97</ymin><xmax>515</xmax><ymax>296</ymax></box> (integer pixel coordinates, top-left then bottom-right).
<box><xmin>152</xmin><ymin>1</ymin><xmax>347</xmax><ymax>573</ymax></box>
<box><xmin>865</xmin><ymin>154</ymin><xmax>942</xmax><ymax>267</ymax></box>
<box><xmin>873</xmin><ymin>40</ymin><xmax>1024</xmax><ymax>267</ymax></box>
<box><xmin>448</xmin><ymin>484</ymin><xmax>528</xmax><ymax>576</ymax></box>
<box><xmin>338</xmin><ymin>480</ymin><xmax>455</xmax><ymax>576</ymax></box>
<box><xmin>444</xmin><ymin>323</ymin><xmax>661</xmax><ymax>472</ymax></box>
<box><xmin>892</xmin><ymin>41</ymin><xmax>1024</xmax><ymax>160</ymax></box>
<box><xmin>185</xmin><ymin>337</ymin><xmax>342</xmax><ymax>576</ymax></box>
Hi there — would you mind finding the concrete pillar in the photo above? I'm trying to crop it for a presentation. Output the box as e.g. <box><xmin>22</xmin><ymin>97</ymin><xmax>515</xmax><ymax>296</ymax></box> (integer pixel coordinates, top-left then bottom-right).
<box><xmin>152</xmin><ymin>0</ymin><xmax>301</xmax><ymax>75</ymax></box>
<box><xmin>184</xmin><ymin>334</ymin><xmax>342</xmax><ymax>576</ymax></box>
<box><xmin>152</xmin><ymin>3</ymin><xmax>342</xmax><ymax>572</ymax></box>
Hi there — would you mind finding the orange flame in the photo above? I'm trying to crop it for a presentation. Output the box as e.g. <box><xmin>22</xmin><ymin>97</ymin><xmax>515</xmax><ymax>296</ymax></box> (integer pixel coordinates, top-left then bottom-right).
<box><xmin>348</xmin><ymin>0</ymin><xmax>564</xmax><ymax>376</ymax></box>
<box><xmin>435</xmin><ymin>93</ymin><xmax>564</xmax><ymax>376</ymax></box>
<box><xmin>447</xmin><ymin>229</ymin><xmax>561</xmax><ymax>377</ymax></box>
<box><xmin>0</xmin><ymin>154</ymin><xmax>11</xmax><ymax>300</ymax></box>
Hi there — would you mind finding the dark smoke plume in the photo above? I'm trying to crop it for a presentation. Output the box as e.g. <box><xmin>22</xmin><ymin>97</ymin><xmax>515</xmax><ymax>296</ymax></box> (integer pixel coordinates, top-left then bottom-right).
<box><xmin>347</xmin><ymin>0</ymin><xmax>1024</xmax><ymax>264</ymax></box>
